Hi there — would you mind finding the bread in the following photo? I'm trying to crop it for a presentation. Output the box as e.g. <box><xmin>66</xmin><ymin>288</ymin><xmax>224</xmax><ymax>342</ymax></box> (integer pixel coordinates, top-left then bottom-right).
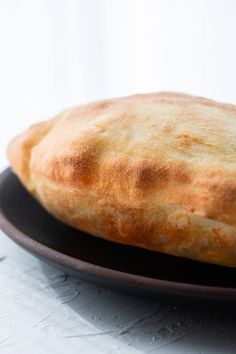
<box><xmin>8</xmin><ymin>92</ymin><xmax>236</xmax><ymax>267</ymax></box>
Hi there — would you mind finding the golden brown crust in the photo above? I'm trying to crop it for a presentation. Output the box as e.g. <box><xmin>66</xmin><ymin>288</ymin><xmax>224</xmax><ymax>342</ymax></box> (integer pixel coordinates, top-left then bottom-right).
<box><xmin>7</xmin><ymin>92</ymin><xmax>236</xmax><ymax>267</ymax></box>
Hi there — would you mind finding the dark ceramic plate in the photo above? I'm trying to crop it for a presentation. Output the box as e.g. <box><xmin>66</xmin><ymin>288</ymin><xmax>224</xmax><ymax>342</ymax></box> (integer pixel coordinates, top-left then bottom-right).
<box><xmin>1</xmin><ymin>168</ymin><xmax>236</xmax><ymax>303</ymax></box>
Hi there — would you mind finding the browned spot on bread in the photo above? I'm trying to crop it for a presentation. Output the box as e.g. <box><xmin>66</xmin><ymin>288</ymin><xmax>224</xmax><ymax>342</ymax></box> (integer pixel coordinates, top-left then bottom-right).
<box><xmin>94</xmin><ymin>100</ymin><xmax>113</xmax><ymax>110</ymax></box>
<box><xmin>208</xmin><ymin>182</ymin><xmax>236</xmax><ymax>221</ymax></box>
<box><xmin>99</xmin><ymin>202</ymin><xmax>156</xmax><ymax>246</ymax></box>
<box><xmin>134</xmin><ymin>161</ymin><xmax>169</xmax><ymax>190</ymax></box>
<box><xmin>103</xmin><ymin>159</ymin><xmax>191</xmax><ymax>203</ymax></box>
<box><xmin>50</xmin><ymin>146</ymin><xmax>100</xmax><ymax>188</ymax></box>
<box><xmin>109</xmin><ymin>159</ymin><xmax>170</xmax><ymax>195</ymax></box>
<box><xmin>161</xmin><ymin>122</ymin><xmax>174</xmax><ymax>133</ymax></box>
<box><xmin>188</xmin><ymin>174</ymin><xmax>236</xmax><ymax>226</ymax></box>
<box><xmin>177</xmin><ymin>133</ymin><xmax>215</xmax><ymax>149</ymax></box>
<box><xmin>170</xmin><ymin>164</ymin><xmax>191</xmax><ymax>183</ymax></box>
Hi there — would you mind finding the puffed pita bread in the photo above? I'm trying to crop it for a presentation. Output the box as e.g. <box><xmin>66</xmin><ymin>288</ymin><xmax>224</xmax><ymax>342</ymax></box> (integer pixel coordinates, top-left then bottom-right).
<box><xmin>8</xmin><ymin>92</ymin><xmax>236</xmax><ymax>267</ymax></box>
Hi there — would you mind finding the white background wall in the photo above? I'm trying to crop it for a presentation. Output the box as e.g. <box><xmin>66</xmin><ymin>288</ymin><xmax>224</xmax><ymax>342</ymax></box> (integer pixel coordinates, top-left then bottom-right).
<box><xmin>1</xmin><ymin>0</ymin><xmax>236</xmax><ymax>170</ymax></box>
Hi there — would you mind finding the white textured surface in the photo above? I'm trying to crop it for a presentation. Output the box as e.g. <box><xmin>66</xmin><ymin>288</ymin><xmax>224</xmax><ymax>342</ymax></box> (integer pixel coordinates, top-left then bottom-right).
<box><xmin>0</xmin><ymin>231</ymin><xmax>236</xmax><ymax>354</ymax></box>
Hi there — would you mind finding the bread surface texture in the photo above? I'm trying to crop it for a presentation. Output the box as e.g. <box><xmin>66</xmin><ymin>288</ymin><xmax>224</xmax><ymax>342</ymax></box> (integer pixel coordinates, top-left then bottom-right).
<box><xmin>8</xmin><ymin>92</ymin><xmax>236</xmax><ymax>267</ymax></box>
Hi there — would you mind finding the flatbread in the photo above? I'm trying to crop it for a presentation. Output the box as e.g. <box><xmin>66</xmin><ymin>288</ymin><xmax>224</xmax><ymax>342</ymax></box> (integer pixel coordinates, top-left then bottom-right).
<box><xmin>8</xmin><ymin>92</ymin><xmax>236</xmax><ymax>267</ymax></box>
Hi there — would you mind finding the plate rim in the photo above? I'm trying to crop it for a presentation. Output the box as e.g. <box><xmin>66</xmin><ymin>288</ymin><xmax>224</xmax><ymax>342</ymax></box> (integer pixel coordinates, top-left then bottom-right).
<box><xmin>1</xmin><ymin>167</ymin><xmax>236</xmax><ymax>300</ymax></box>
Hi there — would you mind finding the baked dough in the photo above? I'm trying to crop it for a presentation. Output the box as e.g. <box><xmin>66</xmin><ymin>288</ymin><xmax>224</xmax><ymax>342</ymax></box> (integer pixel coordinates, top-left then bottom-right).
<box><xmin>8</xmin><ymin>92</ymin><xmax>236</xmax><ymax>267</ymax></box>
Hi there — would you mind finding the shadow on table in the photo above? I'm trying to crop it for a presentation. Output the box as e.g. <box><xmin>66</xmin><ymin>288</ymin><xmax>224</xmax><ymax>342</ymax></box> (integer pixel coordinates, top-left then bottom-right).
<box><xmin>40</xmin><ymin>262</ymin><xmax>236</xmax><ymax>354</ymax></box>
